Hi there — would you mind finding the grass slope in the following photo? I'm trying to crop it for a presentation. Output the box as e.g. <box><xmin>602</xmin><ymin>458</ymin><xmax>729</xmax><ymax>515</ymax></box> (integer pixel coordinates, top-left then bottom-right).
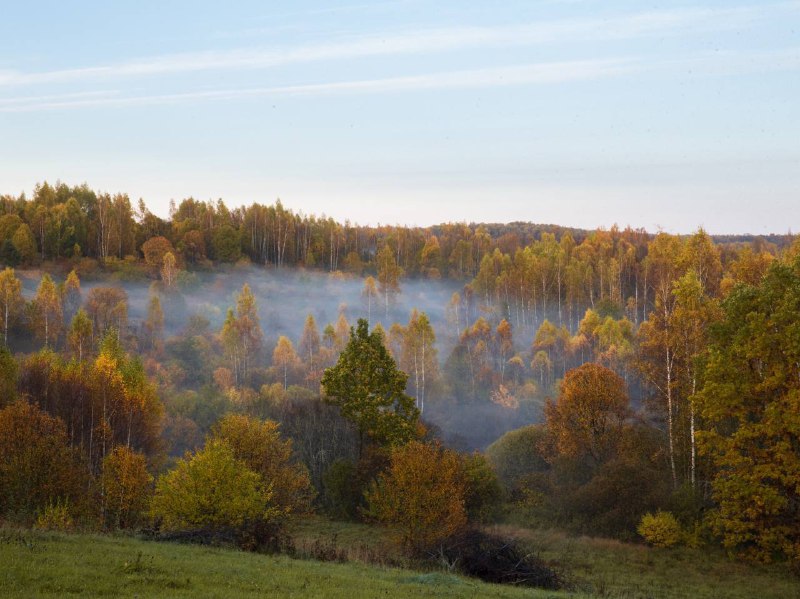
<box><xmin>0</xmin><ymin>528</ymin><xmax>552</xmax><ymax>599</ymax></box>
<box><xmin>491</xmin><ymin>524</ymin><xmax>800</xmax><ymax>599</ymax></box>
<box><xmin>2</xmin><ymin>523</ymin><xmax>798</xmax><ymax>598</ymax></box>
<box><xmin>291</xmin><ymin>518</ymin><xmax>800</xmax><ymax>599</ymax></box>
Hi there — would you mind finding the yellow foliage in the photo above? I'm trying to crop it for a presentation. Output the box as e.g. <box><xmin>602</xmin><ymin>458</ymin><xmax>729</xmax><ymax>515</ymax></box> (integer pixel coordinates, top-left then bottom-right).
<box><xmin>35</xmin><ymin>500</ymin><xmax>75</xmax><ymax>532</ymax></box>
<box><xmin>151</xmin><ymin>440</ymin><xmax>278</xmax><ymax>531</ymax></box>
<box><xmin>101</xmin><ymin>446</ymin><xmax>153</xmax><ymax>529</ymax></box>
<box><xmin>211</xmin><ymin>414</ymin><xmax>314</xmax><ymax>516</ymax></box>
<box><xmin>638</xmin><ymin>511</ymin><xmax>683</xmax><ymax>548</ymax></box>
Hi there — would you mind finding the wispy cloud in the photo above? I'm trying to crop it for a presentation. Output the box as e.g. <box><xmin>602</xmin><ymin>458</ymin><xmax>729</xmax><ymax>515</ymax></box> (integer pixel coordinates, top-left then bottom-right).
<box><xmin>0</xmin><ymin>5</ymin><xmax>772</xmax><ymax>87</ymax></box>
<box><xmin>0</xmin><ymin>59</ymin><xmax>638</xmax><ymax>112</ymax></box>
<box><xmin>2</xmin><ymin>44</ymin><xmax>798</xmax><ymax>113</ymax></box>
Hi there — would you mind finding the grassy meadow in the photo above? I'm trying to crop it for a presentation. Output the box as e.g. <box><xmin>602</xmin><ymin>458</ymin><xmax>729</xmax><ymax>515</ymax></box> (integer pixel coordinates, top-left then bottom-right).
<box><xmin>2</xmin><ymin>521</ymin><xmax>798</xmax><ymax>599</ymax></box>
<box><xmin>0</xmin><ymin>526</ymin><xmax>548</xmax><ymax>599</ymax></box>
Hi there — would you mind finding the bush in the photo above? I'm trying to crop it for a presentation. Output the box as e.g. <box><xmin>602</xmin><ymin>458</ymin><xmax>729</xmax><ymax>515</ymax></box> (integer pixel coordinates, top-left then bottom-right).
<box><xmin>439</xmin><ymin>529</ymin><xmax>562</xmax><ymax>590</ymax></box>
<box><xmin>151</xmin><ymin>440</ymin><xmax>279</xmax><ymax>531</ymax></box>
<box><xmin>485</xmin><ymin>424</ymin><xmax>550</xmax><ymax>499</ymax></box>
<box><xmin>638</xmin><ymin>511</ymin><xmax>683</xmax><ymax>548</ymax></box>
<box><xmin>154</xmin><ymin>519</ymin><xmax>292</xmax><ymax>553</ymax></box>
<box><xmin>34</xmin><ymin>500</ymin><xmax>75</xmax><ymax>532</ymax></box>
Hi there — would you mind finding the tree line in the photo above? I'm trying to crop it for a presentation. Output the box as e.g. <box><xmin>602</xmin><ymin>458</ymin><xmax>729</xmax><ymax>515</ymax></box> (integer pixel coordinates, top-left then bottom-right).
<box><xmin>1</xmin><ymin>180</ymin><xmax>800</xmax><ymax>571</ymax></box>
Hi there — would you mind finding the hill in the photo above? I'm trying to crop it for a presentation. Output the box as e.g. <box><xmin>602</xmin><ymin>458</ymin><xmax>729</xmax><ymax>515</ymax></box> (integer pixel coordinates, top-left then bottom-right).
<box><xmin>3</xmin><ymin>523</ymin><xmax>799</xmax><ymax>598</ymax></box>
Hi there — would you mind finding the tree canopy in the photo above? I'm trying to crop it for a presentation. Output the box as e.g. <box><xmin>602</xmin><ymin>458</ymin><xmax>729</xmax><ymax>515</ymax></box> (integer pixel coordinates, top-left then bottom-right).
<box><xmin>321</xmin><ymin>318</ymin><xmax>419</xmax><ymax>451</ymax></box>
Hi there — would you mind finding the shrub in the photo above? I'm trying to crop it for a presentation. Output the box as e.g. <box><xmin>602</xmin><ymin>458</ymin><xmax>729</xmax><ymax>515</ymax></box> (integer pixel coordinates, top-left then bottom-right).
<box><xmin>151</xmin><ymin>440</ymin><xmax>279</xmax><ymax>531</ymax></box>
<box><xmin>439</xmin><ymin>529</ymin><xmax>562</xmax><ymax>590</ymax></box>
<box><xmin>485</xmin><ymin>424</ymin><xmax>550</xmax><ymax>499</ymax></box>
<box><xmin>34</xmin><ymin>500</ymin><xmax>75</xmax><ymax>532</ymax></box>
<box><xmin>638</xmin><ymin>511</ymin><xmax>683</xmax><ymax>548</ymax></box>
<box><xmin>322</xmin><ymin>459</ymin><xmax>360</xmax><ymax>520</ymax></box>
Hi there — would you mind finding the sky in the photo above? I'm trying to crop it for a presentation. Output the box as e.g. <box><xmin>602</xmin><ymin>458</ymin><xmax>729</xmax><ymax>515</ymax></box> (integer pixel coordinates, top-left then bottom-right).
<box><xmin>0</xmin><ymin>1</ymin><xmax>798</xmax><ymax>234</ymax></box>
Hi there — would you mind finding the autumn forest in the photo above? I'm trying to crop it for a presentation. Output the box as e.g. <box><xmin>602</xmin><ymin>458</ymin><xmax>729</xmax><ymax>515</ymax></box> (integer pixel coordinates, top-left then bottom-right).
<box><xmin>1</xmin><ymin>181</ymin><xmax>799</xmax><ymax>591</ymax></box>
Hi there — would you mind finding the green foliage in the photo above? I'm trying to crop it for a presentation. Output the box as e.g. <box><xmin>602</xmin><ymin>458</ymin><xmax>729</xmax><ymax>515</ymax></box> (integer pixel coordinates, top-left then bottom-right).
<box><xmin>696</xmin><ymin>258</ymin><xmax>800</xmax><ymax>566</ymax></box>
<box><xmin>638</xmin><ymin>511</ymin><xmax>683</xmax><ymax>548</ymax></box>
<box><xmin>11</xmin><ymin>224</ymin><xmax>36</xmax><ymax>264</ymax></box>
<box><xmin>322</xmin><ymin>319</ymin><xmax>419</xmax><ymax>450</ymax></box>
<box><xmin>461</xmin><ymin>453</ymin><xmax>503</xmax><ymax>523</ymax></box>
<box><xmin>212</xmin><ymin>225</ymin><xmax>242</xmax><ymax>262</ymax></box>
<box><xmin>151</xmin><ymin>440</ymin><xmax>278</xmax><ymax>531</ymax></box>
<box><xmin>485</xmin><ymin>424</ymin><xmax>550</xmax><ymax>499</ymax></box>
<box><xmin>322</xmin><ymin>459</ymin><xmax>361</xmax><ymax>520</ymax></box>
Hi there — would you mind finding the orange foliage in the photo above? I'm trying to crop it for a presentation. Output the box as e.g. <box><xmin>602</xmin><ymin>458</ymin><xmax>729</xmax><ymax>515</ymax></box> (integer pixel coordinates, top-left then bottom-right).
<box><xmin>365</xmin><ymin>441</ymin><xmax>467</xmax><ymax>552</ymax></box>
<box><xmin>0</xmin><ymin>400</ymin><xmax>85</xmax><ymax>520</ymax></box>
<box><xmin>545</xmin><ymin>362</ymin><xmax>629</xmax><ymax>464</ymax></box>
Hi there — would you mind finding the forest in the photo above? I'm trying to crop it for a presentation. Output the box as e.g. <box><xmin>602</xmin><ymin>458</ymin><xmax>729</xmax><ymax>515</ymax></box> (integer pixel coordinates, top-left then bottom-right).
<box><xmin>1</xmin><ymin>181</ymin><xmax>799</xmax><ymax>589</ymax></box>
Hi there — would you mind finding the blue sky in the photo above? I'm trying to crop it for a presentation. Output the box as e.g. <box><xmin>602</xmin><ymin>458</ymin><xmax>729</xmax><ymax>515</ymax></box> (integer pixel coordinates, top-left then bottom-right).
<box><xmin>1</xmin><ymin>1</ymin><xmax>798</xmax><ymax>233</ymax></box>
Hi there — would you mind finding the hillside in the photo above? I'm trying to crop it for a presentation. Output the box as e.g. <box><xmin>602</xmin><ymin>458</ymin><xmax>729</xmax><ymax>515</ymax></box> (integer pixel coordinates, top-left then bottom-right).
<box><xmin>2</xmin><ymin>524</ymin><xmax>799</xmax><ymax>598</ymax></box>
<box><xmin>0</xmin><ymin>528</ymin><xmax>543</xmax><ymax>599</ymax></box>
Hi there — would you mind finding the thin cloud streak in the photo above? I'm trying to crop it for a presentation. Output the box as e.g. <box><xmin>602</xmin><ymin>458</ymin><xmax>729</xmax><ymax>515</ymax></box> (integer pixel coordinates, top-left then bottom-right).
<box><xmin>0</xmin><ymin>59</ymin><xmax>638</xmax><ymax>112</ymax></box>
<box><xmin>0</xmin><ymin>5</ymin><xmax>772</xmax><ymax>87</ymax></box>
<box><xmin>2</xmin><ymin>45</ymin><xmax>799</xmax><ymax>113</ymax></box>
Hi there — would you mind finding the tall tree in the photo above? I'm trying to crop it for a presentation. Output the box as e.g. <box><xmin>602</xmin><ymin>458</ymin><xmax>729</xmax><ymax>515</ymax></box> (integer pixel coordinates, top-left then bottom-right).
<box><xmin>85</xmin><ymin>287</ymin><xmax>128</xmax><ymax>340</ymax></box>
<box><xmin>0</xmin><ymin>268</ymin><xmax>23</xmax><ymax>346</ymax></box>
<box><xmin>545</xmin><ymin>363</ymin><xmax>630</xmax><ymax>466</ymax></box>
<box><xmin>637</xmin><ymin>233</ymin><xmax>684</xmax><ymax>487</ymax></box>
<box><xmin>400</xmin><ymin>310</ymin><xmax>438</xmax><ymax>414</ymax></box>
<box><xmin>362</xmin><ymin>276</ymin><xmax>379</xmax><ymax>325</ymax></box>
<box><xmin>696</xmin><ymin>259</ymin><xmax>800</xmax><ymax>567</ymax></box>
<box><xmin>220</xmin><ymin>283</ymin><xmax>263</xmax><ymax>386</ymax></box>
<box><xmin>298</xmin><ymin>314</ymin><xmax>321</xmax><ymax>387</ymax></box>
<box><xmin>160</xmin><ymin>251</ymin><xmax>178</xmax><ymax>289</ymax></box>
<box><xmin>272</xmin><ymin>335</ymin><xmax>299</xmax><ymax>390</ymax></box>
<box><xmin>61</xmin><ymin>269</ymin><xmax>82</xmax><ymax>322</ymax></box>
<box><xmin>376</xmin><ymin>244</ymin><xmax>402</xmax><ymax>319</ymax></box>
<box><xmin>671</xmin><ymin>269</ymin><xmax>719</xmax><ymax>487</ymax></box>
<box><xmin>321</xmin><ymin>319</ymin><xmax>419</xmax><ymax>453</ymax></box>
<box><xmin>31</xmin><ymin>273</ymin><xmax>63</xmax><ymax>347</ymax></box>
<box><xmin>143</xmin><ymin>295</ymin><xmax>165</xmax><ymax>353</ymax></box>
<box><xmin>67</xmin><ymin>308</ymin><xmax>93</xmax><ymax>362</ymax></box>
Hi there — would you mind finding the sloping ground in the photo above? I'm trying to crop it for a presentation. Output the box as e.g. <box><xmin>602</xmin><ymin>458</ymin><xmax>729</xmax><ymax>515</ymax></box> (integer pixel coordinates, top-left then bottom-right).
<box><xmin>291</xmin><ymin>518</ymin><xmax>800</xmax><ymax>599</ymax></box>
<box><xmin>0</xmin><ymin>528</ymin><xmax>554</xmax><ymax>599</ymax></box>
<box><xmin>489</xmin><ymin>524</ymin><xmax>800</xmax><ymax>599</ymax></box>
<box><xmin>3</xmin><ymin>524</ymin><xmax>798</xmax><ymax>598</ymax></box>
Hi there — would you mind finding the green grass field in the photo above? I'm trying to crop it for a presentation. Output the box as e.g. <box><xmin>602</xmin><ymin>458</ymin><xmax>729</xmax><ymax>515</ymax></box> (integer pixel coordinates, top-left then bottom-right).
<box><xmin>0</xmin><ymin>527</ymin><xmax>554</xmax><ymax>598</ymax></box>
<box><xmin>1</xmin><ymin>522</ymin><xmax>798</xmax><ymax>598</ymax></box>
